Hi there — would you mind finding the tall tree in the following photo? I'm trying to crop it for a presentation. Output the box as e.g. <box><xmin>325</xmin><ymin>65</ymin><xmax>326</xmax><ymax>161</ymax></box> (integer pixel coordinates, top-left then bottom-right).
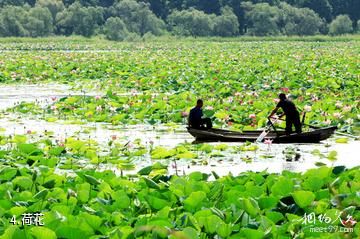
<box><xmin>110</xmin><ymin>0</ymin><xmax>165</xmax><ymax>36</ymax></box>
<box><xmin>168</xmin><ymin>8</ymin><xmax>215</xmax><ymax>36</ymax></box>
<box><xmin>35</xmin><ymin>0</ymin><xmax>65</xmax><ymax>20</ymax></box>
<box><xmin>103</xmin><ymin>16</ymin><xmax>129</xmax><ymax>40</ymax></box>
<box><xmin>329</xmin><ymin>14</ymin><xmax>353</xmax><ymax>35</ymax></box>
<box><xmin>0</xmin><ymin>6</ymin><xmax>29</xmax><ymax>36</ymax></box>
<box><xmin>243</xmin><ymin>2</ymin><xmax>281</xmax><ymax>36</ymax></box>
<box><xmin>279</xmin><ymin>3</ymin><xmax>324</xmax><ymax>35</ymax></box>
<box><xmin>213</xmin><ymin>6</ymin><xmax>239</xmax><ymax>36</ymax></box>
<box><xmin>302</xmin><ymin>0</ymin><xmax>332</xmax><ymax>22</ymax></box>
<box><xmin>26</xmin><ymin>6</ymin><xmax>53</xmax><ymax>36</ymax></box>
<box><xmin>55</xmin><ymin>2</ymin><xmax>104</xmax><ymax>36</ymax></box>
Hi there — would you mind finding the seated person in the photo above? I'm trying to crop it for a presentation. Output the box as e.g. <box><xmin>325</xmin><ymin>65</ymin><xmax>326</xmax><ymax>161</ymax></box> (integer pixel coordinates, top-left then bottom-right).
<box><xmin>188</xmin><ymin>99</ymin><xmax>212</xmax><ymax>129</ymax></box>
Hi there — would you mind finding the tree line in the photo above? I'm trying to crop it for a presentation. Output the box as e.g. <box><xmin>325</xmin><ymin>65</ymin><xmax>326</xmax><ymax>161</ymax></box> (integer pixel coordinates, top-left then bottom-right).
<box><xmin>0</xmin><ymin>0</ymin><xmax>359</xmax><ymax>40</ymax></box>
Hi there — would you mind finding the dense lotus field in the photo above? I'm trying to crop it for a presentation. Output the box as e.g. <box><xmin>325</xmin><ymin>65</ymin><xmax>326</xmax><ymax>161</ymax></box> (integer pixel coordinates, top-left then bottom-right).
<box><xmin>1</xmin><ymin>41</ymin><xmax>359</xmax><ymax>133</ymax></box>
<box><xmin>0</xmin><ymin>39</ymin><xmax>359</xmax><ymax>238</ymax></box>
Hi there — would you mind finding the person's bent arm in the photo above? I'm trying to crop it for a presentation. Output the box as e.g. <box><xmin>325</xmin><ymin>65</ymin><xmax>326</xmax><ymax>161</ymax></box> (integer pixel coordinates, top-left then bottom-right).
<box><xmin>269</xmin><ymin>107</ymin><xmax>279</xmax><ymax>118</ymax></box>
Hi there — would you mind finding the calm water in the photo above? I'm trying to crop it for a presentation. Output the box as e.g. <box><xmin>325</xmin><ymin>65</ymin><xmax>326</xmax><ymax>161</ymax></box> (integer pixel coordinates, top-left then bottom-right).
<box><xmin>0</xmin><ymin>84</ymin><xmax>358</xmax><ymax>176</ymax></box>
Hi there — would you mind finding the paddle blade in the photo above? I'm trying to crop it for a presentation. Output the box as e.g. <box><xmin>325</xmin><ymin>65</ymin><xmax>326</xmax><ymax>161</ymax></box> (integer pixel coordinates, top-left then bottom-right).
<box><xmin>256</xmin><ymin>131</ymin><xmax>268</xmax><ymax>143</ymax></box>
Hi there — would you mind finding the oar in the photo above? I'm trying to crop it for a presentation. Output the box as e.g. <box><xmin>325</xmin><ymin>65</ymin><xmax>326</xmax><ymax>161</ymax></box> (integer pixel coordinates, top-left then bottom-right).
<box><xmin>256</xmin><ymin>118</ymin><xmax>277</xmax><ymax>143</ymax></box>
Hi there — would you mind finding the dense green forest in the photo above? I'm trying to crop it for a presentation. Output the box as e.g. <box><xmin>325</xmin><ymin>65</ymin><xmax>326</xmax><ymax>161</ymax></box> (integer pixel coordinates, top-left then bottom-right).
<box><xmin>0</xmin><ymin>0</ymin><xmax>359</xmax><ymax>40</ymax></box>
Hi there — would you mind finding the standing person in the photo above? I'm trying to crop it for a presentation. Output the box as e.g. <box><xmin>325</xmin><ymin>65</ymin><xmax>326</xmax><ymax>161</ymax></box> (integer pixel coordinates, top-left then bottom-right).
<box><xmin>188</xmin><ymin>99</ymin><xmax>212</xmax><ymax>129</ymax></box>
<box><xmin>269</xmin><ymin>93</ymin><xmax>302</xmax><ymax>135</ymax></box>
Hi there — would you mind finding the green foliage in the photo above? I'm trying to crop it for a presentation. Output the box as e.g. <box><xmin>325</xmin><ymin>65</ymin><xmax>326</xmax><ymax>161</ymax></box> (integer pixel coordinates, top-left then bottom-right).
<box><xmin>329</xmin><ymin>14</ymin><xmax>354</xmax><ymax>35</ymax></box>
<box><xmin>35</xmin><ymin>0</ymin><xmax>65</xmax><ymax>19</ymax></box>
<box><xmin>55</xmin><ymin>2</ymin><xmax>104</xmax><ymax>37</ymax></box>
<box><xmin>103</xmin><ymin>17</ymin><xmax>129</xmax><ymax>41</ymax></box>
<box><xmin>279</xmin><ymin>3</ymin><xmax>324</xmax><ymax>36</ymax></box>
<box><xmin>244</xmin><ymin>2</ymin><xmax>282</xmax><ymax>36</ymax></box>
<box><xmin>110</xmin><ymin>0</ymin><xmax>165</xmax><ymax>36</ymax></box>
<box><xmin>1</xmin><ymin>41</ymin><xmax>359</xmax><ymax>130</ymax></box>
<box><xmin>168</xmin><ymin>8</ymin><xmax>215</xmax><ymax>36</ymax></box>
<box><xmin>0</xmin><ymin>6</ymin><xmax>29</xmax><ymax>37</ymax></box>
<box><xmin>213</xmin><ymin>6</ymin><xmax>239</xmax><ymax>37</ymax></box>
<box><xmin>0</xmin><ymin>159</ymin><xmax>358</xmax><ymax>238</ymax></box>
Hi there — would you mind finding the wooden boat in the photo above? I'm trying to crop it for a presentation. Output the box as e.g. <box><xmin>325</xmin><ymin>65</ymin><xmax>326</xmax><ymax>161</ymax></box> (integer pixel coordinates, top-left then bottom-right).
<box><xmin>187</xmin><ymin>126</ymin><xmax>337</xmax><ymax>143</ymax></box>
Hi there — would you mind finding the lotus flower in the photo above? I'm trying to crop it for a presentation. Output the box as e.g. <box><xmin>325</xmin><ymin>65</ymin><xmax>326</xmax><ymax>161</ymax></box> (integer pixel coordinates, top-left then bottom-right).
<box><xmin>273</xmin><ymin>98</ymin><xmax>280</xmax><ymax>103</ymax></box>
<box><xmin>181</xmin><ymin>111</ymin><xmax>189</xmax><ymax>117</ymax></box>
<box><xmin>311</xmin><ymin>95</ymin><xmax>319</xmax><ymax>102</ymax></box>
<box><xmin>50</xmin><ymin>105</ymin><xmax>57</xmax><ymax>110</ymax></box>
<box><xmin>26</xmin><ymin>130</ymin><xmax>32</xmax><ymax>134</ymax></box>
<box><xmin>304</xmin><ymin>105</ymin><xmax>312</xmax><ymax>112</ymax></box>
<box><xmin>123</xmin><ymin>104</ymin><xmax>130</xmax><ymax>110</ymax></box>
<box><xmin>281</xmin><ymin>87</ymin><xmax>289</xmax><ymax>93</ymax></box>
<box><xmin>264</xmin><ymin>139</ymin><xmax>272</xmax><ymax>145</ymax></box>
<box><xmin>111</xmin><ymin>135</ymin><xmax>117</xmax><ymax>141</ymax></box>
<box><xmin>95</xmin><ymin>95</ymin><xmax>101</xmax><ymax>100</ymax></box>
<box><xmin>249</xmin><ymin>114</ymin><xmax>256</xmax><ymax>119</ymax></box>
<box><xmin>343</xmin><ymin>105</ymin><xmax>351</xmax><ymax>112</ymax></box>
<box><xmin>333</xmin><ymin>112</ymin><xmax>342</xmax><ymax>119</ymax></box>
<box><xmin>323</xmin><ymin>119</ymin><xmax>331</xmax><ymax>125</ymax></box>
<box><xmin>335</xmin><ymin>101</ymin><xmax>342</xmax><ymax>108</ymax></box>
<box><xmin>51</xmin><ymin>97</ymin><xmax>57</xmax><ymax>101</ymax></box>
<box><xmin>96</xmin><ymin>106</ymin><xmax>102</xmax><ymax>112</ymax></box>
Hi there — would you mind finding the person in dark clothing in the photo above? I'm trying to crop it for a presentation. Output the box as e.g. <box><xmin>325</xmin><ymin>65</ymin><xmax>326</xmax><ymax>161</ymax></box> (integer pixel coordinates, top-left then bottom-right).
<box><xmin>269</xmin><ymin>93</ymin><xmax>302</xmax><ymax>135</ymax></box>
<box><xmin>188</xmin><ymin>99</ymin><xmax>212</xmax><ymax>129</ymax></box>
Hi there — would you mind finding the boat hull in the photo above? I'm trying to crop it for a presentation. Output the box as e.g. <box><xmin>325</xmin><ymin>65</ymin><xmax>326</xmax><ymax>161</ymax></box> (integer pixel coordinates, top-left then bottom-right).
<box><xmin>187</xmin><ymin>126</ymin><xmax>337</xmax><ymax>143</ymax></box>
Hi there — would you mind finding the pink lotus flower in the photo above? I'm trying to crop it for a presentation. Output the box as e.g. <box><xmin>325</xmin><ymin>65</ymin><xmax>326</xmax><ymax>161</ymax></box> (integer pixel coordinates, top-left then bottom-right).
<box><xmin>249</xmin><ymin>114</ymin><xmax>256</xmax><ymax>119</ymax></box>
<box><xmin>50</xmin><ymin>105</ymin><xmax>57</xmax><ymax>110</ymax></box>
<box><xmin>51</xmin><ymin>97</ymin><xmax>57</xmax><ymax>101</ymax></box>
<box><xmin>181</xmin><ymin>111</ymin><xmax>189</xmax><ymax>117</ymax></box>
<box><xmin>26</xmin><ymin>130</ymin><xmax>32</xmax><ymax>134</ymax></box>
<box><xmin>273</xmin><ymin>98</ymin><xmax>280</xmax><ymax>103</ymax></box>
<box><xmin>264</xmin><ymin>139</ymin><xmax>272</xmax><ymax>145</ymax></box>
<box><xmin>95</xmin><ymin>95</ymin><xmax>101</xmax><ymax>100</ymax></box>
<box><xmin>281</xmin><ymin>87</ymin><xmax>289</xmax><ymax>93</ymax></box>
<box><xmin>111</xmin><ymin>135</ymin><xmax>117</xmax><ymax>141</ymax></box>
